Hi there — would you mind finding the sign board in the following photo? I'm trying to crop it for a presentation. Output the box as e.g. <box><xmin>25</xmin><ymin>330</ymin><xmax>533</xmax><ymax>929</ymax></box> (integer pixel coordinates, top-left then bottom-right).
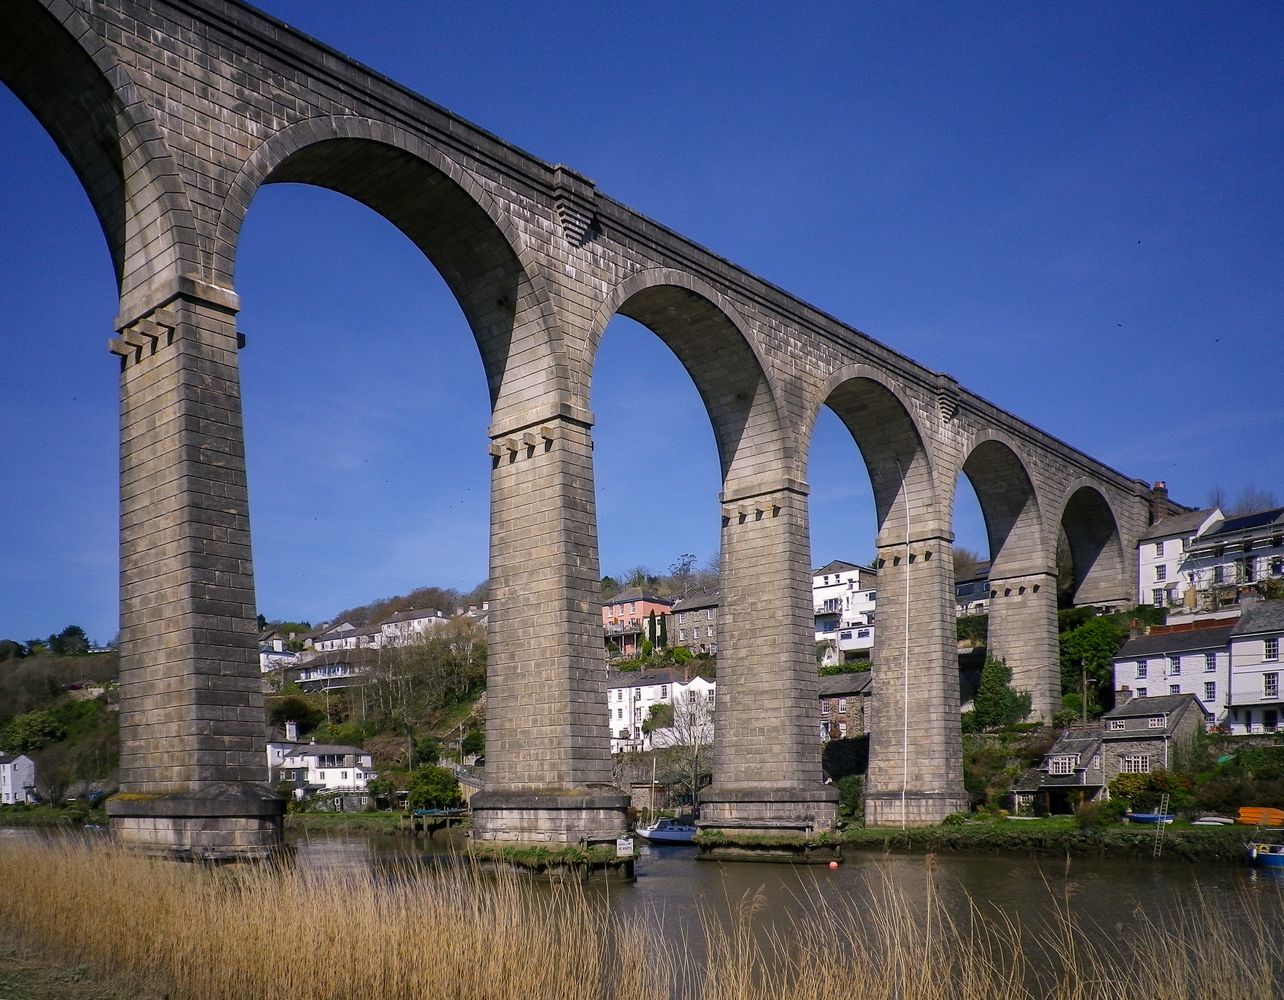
<box><xmin>615</xmin><ymin>836</ymin><xmax>634</xmax><ymax>858</ymax></box>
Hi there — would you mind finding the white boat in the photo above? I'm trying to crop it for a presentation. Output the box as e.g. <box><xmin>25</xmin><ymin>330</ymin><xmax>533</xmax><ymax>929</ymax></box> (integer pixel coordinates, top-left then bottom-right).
<box><xmin>635</xmin><ymin>817</ymin><xmax>698</xmax><ymax>844</ymax></box>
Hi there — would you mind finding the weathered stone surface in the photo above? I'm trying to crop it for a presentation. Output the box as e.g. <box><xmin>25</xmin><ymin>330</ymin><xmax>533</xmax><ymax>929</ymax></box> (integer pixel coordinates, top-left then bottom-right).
<box><xmin>0</xmin><ymin>0</ymin><xmax>1173</xmax><ymax>847</ymax></box>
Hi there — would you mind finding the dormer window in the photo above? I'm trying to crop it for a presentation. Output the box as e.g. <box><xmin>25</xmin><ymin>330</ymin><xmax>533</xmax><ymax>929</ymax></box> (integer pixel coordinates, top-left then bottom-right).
<box><xmin>1108</xmin><ymin>720</ymin><xmax>1125</xmax><ymax>731</ymax></box>
<box><xmin>1148</xmin><ymin>716</ymin><xmax>1165</xmax><ymax>729</ymax></box>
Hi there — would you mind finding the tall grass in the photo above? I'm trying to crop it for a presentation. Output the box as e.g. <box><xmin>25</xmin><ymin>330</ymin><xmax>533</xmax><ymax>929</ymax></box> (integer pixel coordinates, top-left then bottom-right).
<box><xmin>0</xmin><ymin>837</ymin><xmax>1280</xmax><ymax>999</ymax></box>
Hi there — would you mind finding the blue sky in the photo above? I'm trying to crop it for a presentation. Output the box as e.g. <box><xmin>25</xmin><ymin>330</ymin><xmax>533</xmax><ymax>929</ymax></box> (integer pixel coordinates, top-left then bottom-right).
<box><xmin>2</xmin><ymin>1</ymin><xmax>1281</xmax><ymax>645</ymax></box>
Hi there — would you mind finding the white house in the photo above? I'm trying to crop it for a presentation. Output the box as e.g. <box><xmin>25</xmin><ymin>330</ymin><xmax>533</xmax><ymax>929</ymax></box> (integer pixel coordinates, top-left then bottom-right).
<box><xmin>1136</xmin><ymin>501</ymin><xmax>1284</xmax><ymax>614</ymax></box>
<box><xmin>311</xmin><ymin>622</ymin><xmax>360</xmax><ymax>652</ymax></box>
<box><xmin>1225</xmin><ymin>600</ymin><xmax>1284</xmax><ymax>735</ymax></box>
<box><xmin>267</xmin><ymin>740</ymin><xmax>377</xmax><ymax>801</ymax></box>
<box><xmin>813</xmin><ymin>559</ymin><xmax>877</xmax><ymax>664</ymax></box>
<box><xmin>607</xmin><ymin>669</ymin><xmax>715</xmax><ymax>753</ymax></box>
<box><xmin>379</xmin><ymin>607</ymin><xmax>449</xmax><ymax>644</ymax></box>
<box><xmin>0</xmin><ymin>754</ymin><xmax>36</xmax><ymax>804</ymax></box>
<box><xmin>1112</xmin><ymin>623</ymin><xmax>1235</xmax><ymax>725</ymax></box>
<box><xmin>1136</xmin><ymin>506</ymin><xmax>1222</xmax><ymax>609</ymax></box>
<box><xmin>258</xmin><ymin>635</ymin><xmax>299</xmax><ymax>674</ymax></box>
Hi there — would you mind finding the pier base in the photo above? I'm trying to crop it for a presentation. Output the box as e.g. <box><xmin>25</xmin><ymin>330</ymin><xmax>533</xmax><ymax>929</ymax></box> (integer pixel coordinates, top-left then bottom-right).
<box><xmin>107</xmin><ymin>784</ymin><xmax>284</xmax><ymax>862</ymax></box>
<box><xmin>864</xmin><ymin>789</ymin><xmax>969</xmax><ymax>827</ymax></box>
<box><xmin>696</xmin><ymin>784</ymin><xmax>839</xmax><ymax>862</ymax></box>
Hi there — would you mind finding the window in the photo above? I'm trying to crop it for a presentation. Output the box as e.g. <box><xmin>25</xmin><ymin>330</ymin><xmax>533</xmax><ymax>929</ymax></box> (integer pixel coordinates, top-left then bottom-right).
<box><xmin>1155</xmin><ymin>541</ymin><xmax>1165</xmax><ymax>557</ymax></box>
<box><xmin>1169</xmin><ymin>656</ymin><xmax>1181</xmax><ymax>675</ymax></box>
<box><xmin>1155</xmin><ymin>565</ymin><xmax>1167</xmax><ymax>581</ymax></box>
<box><xmin>1136</xmin><ymin>660</ymin><xmax>1148</xmax><ymax>679</ymax></box>
<box><xmin>857</xmin><ymin>628</ymin><xmax>870</xmax><ymax>638</ymax></box>
<box><xmin>693</xmin><ymin>627</ymin><xmax>701</xmax><ymax>640</ymax></box>
<box><xmin>1266</xmin><ymin>673</ymin><xmax>1280</xmax><ymax>700</ymax></box>
<box><xmin>1152</xmin><ymin>588</ymin><xmax>1165</xmax><ymax>607</ymax></box>
<box><xmin>1205</xmin><ymin>653</ymin><xmax>1217</xmax><ymax>672</ymax></box>
<box><xmin>707</xmin><ymin>609</ymin><xmax>715</xmax><ymax>621</ymax></box>
<box><xmin>679</xmin><ymin>613</ymin><xmax>687</xmax><ymax>625</ymax></box>
<box><xmin>1266</xmin><ymin>639</ymin><xmax>1280</xmax><ymax>661</ymax></box>
<box><xmin>678</xmin><ymin>630</ymin><xmax>686</xmax><ymax>642</ymax></box>
<box><xmin>341</xmin><ymin>771</ymin><xmax>348</xmax><ymax>781</ymax></box>
<box><xmin>1213</xmin><ymin>565</ymin><xmax>1225</xmax><ymax>584</ymax></box>
<box><xmin>1148</xmin><ymin>716</ymin><xmax>1165</xmax><ymax>729</ymax></box>
<box><xmin>1108</xmin><ymin>720</ymin><xmax>1125</xmax><ymax>731</ymax></box>
<box><xmin>615</xmin><ymin>708</ymin><xmax>622</xmax><ymax>720</ymax></box>
<box><xmin>660</xmin><ymin>685</ymin><xmax>668</xmax><ymax>699</ymax></box>
<box><xmin>1204</xmin><ymin>682</ymin><xmax>1216</xmax><ymax>702</ymax></box>
<box><xmin>838</xmin><ymin>721</ymin><xmax>848</xmax><ymax>738</ymax></box>
<box><xmin>1049</xmin><ymin>756</ymin><xmax>1076</xmax><ymax>775</ymax></box>
<box><xmin>707</xmin><ymin>689</ymin><xmax>715</xmax><ymax>704</ymax></box>
<box><xmin>837</xmin><ymin>698</ymin><xmax>847</xmax><ymax>712</ymax></box>
<box><xmin>1121</xmin><ymin>754</ymin><xmax>1152</xmax><ymax>774</ymax></box>
<box><xmin>1170</xmin><ymin>684</ymin><xmax>1181</xmax><ymax>695</ymax></box>
<box><xmin>1136</xmin><ymin>688</ymin><xmax>1147</xmax><ymax>698</ymax></box>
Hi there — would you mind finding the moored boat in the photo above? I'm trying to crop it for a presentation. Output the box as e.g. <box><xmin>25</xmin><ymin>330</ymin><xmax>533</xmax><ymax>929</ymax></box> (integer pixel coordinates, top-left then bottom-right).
<box><xmin>1245</xmin><ymin>841</ymin><xmax>1284</xmax><ymax>868</ymax></box>
<box><xmin>635</xmin><ymin>817</ymin><xmax>698</xmax><ymax>844</ymax></box>
<box><xmin>1125</xmin><ymin>812</ymin><xmax>1174</xmax><ymax>824</ymax></box>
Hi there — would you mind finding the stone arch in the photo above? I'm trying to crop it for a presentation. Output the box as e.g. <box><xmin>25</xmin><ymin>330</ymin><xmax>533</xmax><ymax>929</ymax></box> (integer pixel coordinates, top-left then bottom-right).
<box><xmin>957</xmin><ymin>432</ymin><xmax>1048</xmax><ymax>578</ymax></box>
<box><xmin>807</xmin><ymin>364</ymin><xmax>940</xmax><ymax>545</ymax></box>
<box><xmin>1056</xmin><ymin>480</ymin><xmax>1130</xmax><ymax>607</ymax></box>
<box><xmin>958</xmin><ymin>432</ymin><xmax>1059</xmax><ymax>720</ymax></box>
<box><xmin>587</xmin><ymin>268</ymin><xmax>789</xmax><ymax>489</ymax></box>
<box><xmin>1</xmin><ymin>0</ymin><xmax>199</xmax><ymax>299</ymax></box>
<box><xmin>214</xmin><ymin>118</ymin><xmax>563</xmax><ymax>410</ymax></box>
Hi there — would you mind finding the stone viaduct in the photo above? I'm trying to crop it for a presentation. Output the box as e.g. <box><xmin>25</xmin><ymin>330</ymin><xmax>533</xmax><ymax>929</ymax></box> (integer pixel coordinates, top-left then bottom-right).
<box><xmin>2</xmin><ymin>0</ymin><xmax>1180</xmax><ymax>856</ymax></box>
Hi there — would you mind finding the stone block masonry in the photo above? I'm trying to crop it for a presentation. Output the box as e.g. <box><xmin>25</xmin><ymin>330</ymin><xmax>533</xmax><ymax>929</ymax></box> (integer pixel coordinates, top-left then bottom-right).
<box><xmin>4</xmin><ymin>0</ymin><xmax>1167</xmax><ymax>851</ymax></box>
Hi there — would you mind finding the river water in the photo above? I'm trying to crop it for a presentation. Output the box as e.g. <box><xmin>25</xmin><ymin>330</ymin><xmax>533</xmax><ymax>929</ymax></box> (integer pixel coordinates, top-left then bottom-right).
<box><xmin>287</xmin><ymin>827</ymin><xmax>1283</xmax><ymax>942</ymax></box>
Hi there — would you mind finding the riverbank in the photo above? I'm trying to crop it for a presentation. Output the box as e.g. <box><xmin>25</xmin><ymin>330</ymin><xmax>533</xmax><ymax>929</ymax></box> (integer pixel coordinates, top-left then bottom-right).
<box><xmin>284</xmin><ymin>810</ymin><xmax>405</xmax><ymax>834</ymax></box>
<box><xmin>844</xmin><ymin>819</ymin><xmax>1253</xmax><ymax>863</ymax></box>
<box><xmin>0</xmin><ymin>804</ymin><xmax>105</xmax><ymax>828</ymax></box>
<box><xmin>1</xmin><ymin>837</ymin><xmax>1280</xmax><ymax>999</ymax></box>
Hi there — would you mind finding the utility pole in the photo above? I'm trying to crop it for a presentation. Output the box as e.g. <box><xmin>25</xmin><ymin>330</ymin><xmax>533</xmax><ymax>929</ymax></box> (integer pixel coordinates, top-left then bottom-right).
<box><xmin>1081</xmin><ymin>659</ymin><xmax>1088</xmax><ymax>724</ymax></box>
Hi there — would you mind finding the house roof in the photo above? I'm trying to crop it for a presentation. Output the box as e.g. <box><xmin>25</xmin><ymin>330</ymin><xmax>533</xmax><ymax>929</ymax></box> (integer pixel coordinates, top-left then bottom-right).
<box><xmin>1138</xmin><ymin>508</ymin><xmax>1218</xmax><ymax>543</ymax></box>
<box><xmin>602</xmin><ymin>587</ymin><xmax>672</xmax><ymax>607</ymax></box>
<box><xmin>818</xmin><ymin>672</ymin><xmax>872</xmax><ymax>697</ymax></box>
<box><xmin>1102</xmin><ymin>693</ymin><xmax>1200</xmax><ymax>720</ymax></box>
<box><xmin>286</xmin><ymin>744</ymin><xmax>370</xmax><ymax>758</ymax></box>
<box><xmin>381</xmin><ymin>607</ymin><xmax>446</xmax><ymax>625</ymax></box>
<box><xmin>1204</xmin><ymin>506</ymin><xmax>1284</xmax><ymax>538</ymax></box>
<box><xmin>813</xmin><ymin>559</ymin><xmax>875</xmax><ymax>578</ymax></box>
<box><xmin>1044</xmin><ymin>728</ymin><xmax>1103</xmax><ymax>759</ymax></box>
<box><xmin>607</xmin><ymin>668</ymin><xmax>681</xmax><ymax>690</ymax></box>
<box><xmin>1115</xmin><ymin>625</ymin><xmax>1235</xmax><ymax>661</ymax></box>
<box><xmin>671</xmin><ymin>590</ymin><xmax>719</xmax><ymax>613</ymax></box>
<box><xmin>0</xmin><ymin>754</ymin><xmax>31</xmax><ymax>766</ymax></box>
<box><xmin>955</xmin><ymin>562</ymin><xmax>991</xmax><ymax>586</ymax></box>
<box><xmin>1231</xmin><ymin>600</ymin><xmax>1284</xmax><ymax>637</ymax></box>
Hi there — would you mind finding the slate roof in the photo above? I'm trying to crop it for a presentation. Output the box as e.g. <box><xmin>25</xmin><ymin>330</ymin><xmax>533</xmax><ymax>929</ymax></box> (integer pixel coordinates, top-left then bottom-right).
<box><xmin>381</xmin><ymin>608</ymin><xmax>446</xmax><ymax>624</ymax></box>
<box><xmin>0</xmin><ymin>754</ymin><xmax>30</xmax><ymax>765</ymax></box>
<box><xmin>818</xmin><ymin>672</ymin><xmax>872</xmax><ymax>698</ymax></box>
<box><xmin>1115</xmin><ymin>626</ymin><xmax>1235</xmax><ymax>661</ymax></box>
<box><xmin>1102</xmin><ymin>693</ymin><xmax>1200</xmax><ymax>720</ymax></box>
<box><xmin>1205</xmin><ymin>506</ymin><xmax>1284</xmax><ymax>538</ymax></box>
<box><xmin>813</xmin><ymin>559</ymin><xmax>876</xmax><ymax>577</ymax></box>
<box><xmin>1231</xmin><ymin>600</ymin><xmax>1284</xmax><ymax>637</ymax></box>
<box><xmin>606</xmin><ymin>668</ymin><xmax>681</xmax><ymax>690</ymax></box>
<box><xmin>671</xmin><ymin>590</ymin><xmax>719</xmax><ymax>613</ymax></box>
<box><xmin>285</xmin><ymin>744</ymin><xmax>370</xmax><ymax>759</ymax></box>
<box><xmin>602</xmin><ymin>587</ymin><xmax>672</xmax><ymax>606</ymax></box>
<box><xmin>1138</xmin><ymin>508</ymin><xmax>1219</xmax><ymax>543</ymax></box>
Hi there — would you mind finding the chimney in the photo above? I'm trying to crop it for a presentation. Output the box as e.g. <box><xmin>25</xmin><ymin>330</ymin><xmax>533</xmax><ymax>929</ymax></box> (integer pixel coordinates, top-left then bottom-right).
<box><xmin>284</xmin><ymin>719</ymin><xmax>298</xmax><ymax>742</ymax></box>
<box><xmin>1116</xmin><ymin>685</ymin><xmax>1134</xmax><ymax>706</ymax></box>
<box><xmin>1149</xmin><ymin>481</ymin><xmax>1169</xmax><ymax>525</ymax></box>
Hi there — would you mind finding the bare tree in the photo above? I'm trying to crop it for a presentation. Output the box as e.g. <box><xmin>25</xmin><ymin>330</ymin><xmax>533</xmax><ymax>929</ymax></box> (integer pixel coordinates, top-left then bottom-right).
<box><xmin>953</xmin><ymin>546</ymin><xmax>986</xmax><ymax>581</ymax></box>
<box><xmin>650</xmin><ymin>685</ymin><xmax>715</xmax><ymax>811</ymax></box>
<box><xmin>1208</xmin><ymin>485</ymin><xmax>1280</xmax><ymax>517</ymax></box>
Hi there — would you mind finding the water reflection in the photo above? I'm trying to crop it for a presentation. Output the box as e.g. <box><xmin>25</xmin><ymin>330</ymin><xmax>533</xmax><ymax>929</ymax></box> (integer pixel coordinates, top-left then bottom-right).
<box><xmin>278</xmin><ymin>827</ymin><xmax>1280</xmax><ymax>948</ymax></box>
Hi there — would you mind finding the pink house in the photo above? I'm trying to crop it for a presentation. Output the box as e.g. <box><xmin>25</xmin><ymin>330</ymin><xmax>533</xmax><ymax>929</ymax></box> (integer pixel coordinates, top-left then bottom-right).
<box><xmin>602</xmin><ymin>588</ymin><xmax>673</xmax><ymax>659</ymax></box>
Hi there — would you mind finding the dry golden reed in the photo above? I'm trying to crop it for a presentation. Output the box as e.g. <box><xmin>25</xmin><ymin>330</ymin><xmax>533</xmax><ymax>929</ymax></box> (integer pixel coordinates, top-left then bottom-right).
<box><xmin>0</xmin><ymin>836</ymin><xmax>1280</xmax><ymax>1000</ymax></box>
